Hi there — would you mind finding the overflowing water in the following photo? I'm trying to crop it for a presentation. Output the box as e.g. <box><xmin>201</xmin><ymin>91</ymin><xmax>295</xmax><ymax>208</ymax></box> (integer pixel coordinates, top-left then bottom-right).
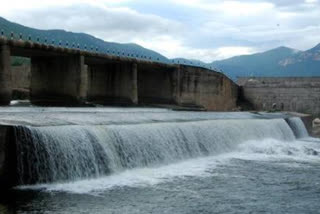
<box><xmin>0</xmin><ymin>107</ymin><xmax>319</xmax><ymax>214</ymax></box>
<box><xmin>286</xmin><ymin>117</ymin><xmax>309</xmax><ymax>138</ymax></box>
<box><xmin>14</xmin><ymin>119</ymin><xmax>295</xmax><ymax>185</ymax></box>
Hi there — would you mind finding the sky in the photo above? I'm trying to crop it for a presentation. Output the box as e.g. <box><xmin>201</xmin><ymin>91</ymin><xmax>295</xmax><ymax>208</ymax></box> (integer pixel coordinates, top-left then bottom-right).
<box><xmin>0</xmin><ymin>0</ymin><xmax>319</xmax><ymax>62</ymax></box>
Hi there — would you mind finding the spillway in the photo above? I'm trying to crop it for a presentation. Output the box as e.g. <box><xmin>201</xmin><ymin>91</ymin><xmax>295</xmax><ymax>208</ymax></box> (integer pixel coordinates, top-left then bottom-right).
<box><xmin>11</xmin><ymin>115</ymin><xmax>305</xmax><ymax>185</ymax></box>
<box><xmin>286</xmin><ymin>117</ymin><xmax>309</xmax><ymax>138</ymax></box>
<box><xmin>0</xmin><ymin>108</ymin><xmax>314</xmax><ymax>188</ymax></box>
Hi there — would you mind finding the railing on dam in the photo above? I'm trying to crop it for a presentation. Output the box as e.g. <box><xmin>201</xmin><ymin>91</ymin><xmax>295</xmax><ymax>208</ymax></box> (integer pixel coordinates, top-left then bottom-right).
<box><xmin>0</xmin><ymin>29</ymin><xmax>219</xmax><ymax>71</ymax></box>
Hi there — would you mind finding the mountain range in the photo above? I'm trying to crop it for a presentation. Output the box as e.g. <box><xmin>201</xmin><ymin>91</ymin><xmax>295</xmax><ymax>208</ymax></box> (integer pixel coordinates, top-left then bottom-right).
<box><xmin>1</xmin><ymin>16</ymin><xmax>319</xmax><ymax>81</ymax></box>
<box><xmin>210</xmin><ymin>45</ymin><xmax>320</xmax><ymax>80</ymax></box>
<box><xmin>176</xmin><ymin>44</ymin><xmax>320</xmax><ymax>80</ymax></box>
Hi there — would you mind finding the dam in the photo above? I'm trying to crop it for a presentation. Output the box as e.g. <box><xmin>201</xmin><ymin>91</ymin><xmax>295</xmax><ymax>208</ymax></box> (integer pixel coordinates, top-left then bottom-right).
<box><xmin>0</xmin><ymin>36</ymin><xmax>238</xmax><ymax>110</ymax></box>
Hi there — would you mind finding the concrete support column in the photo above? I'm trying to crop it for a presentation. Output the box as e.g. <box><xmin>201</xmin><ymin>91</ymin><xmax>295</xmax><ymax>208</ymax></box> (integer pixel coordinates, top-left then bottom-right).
<box><xmin>30</xmin><ymin>55</ymin><xmax>87</xmax><ymax>106</ymax></box>
<box><xmin>194</xmin><ymin>73</ymin><xmax>201</xmax><ymax>105</ymax></box>
<box><xmin>78</xmin><ymin>56</ymin><xmax>88</xmax><ymax>102</ymax></box>
<box><xmin>131</xmin><ymin>63</ymin><xmax>138</xmax><ymax>104</ymax></box>
<box><xmin>0</xmin><ymin>45</ymin><xmax>12</xmax><ymax>105</ymax></box>
<box><xmin>172</xmin><ymin>66</ymin><xmax>181</xmax><ymax>105</ymax></box>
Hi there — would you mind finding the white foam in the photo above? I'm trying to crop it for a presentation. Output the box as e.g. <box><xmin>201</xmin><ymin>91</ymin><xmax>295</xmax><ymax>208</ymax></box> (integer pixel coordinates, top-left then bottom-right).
<box><xmin>17</xmin><ymin>156</ymin><xmax>219</xmax><ymax>194</ymax></box>
<box><xmin>17</xmin><ymin>138</ymin><xmax>320</xmax><ymax>194</ymax></box>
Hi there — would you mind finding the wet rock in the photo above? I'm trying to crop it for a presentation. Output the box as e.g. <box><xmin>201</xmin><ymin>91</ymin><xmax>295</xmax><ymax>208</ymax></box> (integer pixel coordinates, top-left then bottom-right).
<box><xmin>312</xmin><ymin>118</ymin><xmax>320</xmax><ymax>138</ymax></box>
<box><xmin>313</xmin><ymin>118</ymin><xmax>320</xmax><ymax>127</ymax></box>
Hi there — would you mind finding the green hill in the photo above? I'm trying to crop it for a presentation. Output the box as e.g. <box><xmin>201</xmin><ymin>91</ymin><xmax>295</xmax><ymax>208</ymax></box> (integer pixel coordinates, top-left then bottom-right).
<box><xmin>0</xmin><ymin>16</ymin><xmax>170</xmax><ymax>64</ymax></box>
<box><xmin>175</xmin><ymin>45</ymin><xmax>320</xmax><ymax>80</ymax></box>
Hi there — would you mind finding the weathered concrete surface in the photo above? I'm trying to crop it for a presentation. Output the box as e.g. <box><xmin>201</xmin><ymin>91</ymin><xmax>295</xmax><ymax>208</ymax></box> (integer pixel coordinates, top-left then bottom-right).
<box><xmin>0</xmin><ymin>37</ymin><xmax>239</xmax><ymax>110</ymax></box>
<box><xmin>11</xmin><ymin>64</ymin><xmax>30</xmax><ymax>89</ymax></box>
<box><xmin>0</xmin><ymin>45</ymin><xmax>12</xmax><ymax>105</ymax></box>
<box><xmin>138</xmin><ymin>64</ymin><xmax>178</xmax><ymax>104</ymax></box>
<box><xmin>179</xmin><ymin>65</ymin><xmax>238</xmax><ymax>111</ymax></box>
<box><xmin>11</xmin><ymin>64</ymin><xmax>31</xmax><ymax>99</ymax></box>
<box><xmin>238</xmin><ymin>77</ymin><xmax>320</xmax><ymax>116</ymax></box>
<box><xmin>137</xmin><ymin>64</ymin><xmax>238</xmax><ymax>110</ymax></box>
<box><xmin>4</xmin><ymin>60</ymin><xmax>238</xmax><ymax>110</ymax></box>
<box><xmin>30</xmin><ymin>55</ymin><xmax>87</xmax><ymax>105</ymax></box>
<box><xmin>87</xmin><ymin>62</ymin><xmax>138</xmax><ymax>105</ymax></box>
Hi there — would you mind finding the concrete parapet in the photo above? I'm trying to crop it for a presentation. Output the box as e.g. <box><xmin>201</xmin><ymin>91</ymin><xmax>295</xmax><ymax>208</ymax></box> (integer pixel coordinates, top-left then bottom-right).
<box><xmin>0</xmin><ymin>45</ymin><xmax>12</xmax><ymax>105</ymax></box>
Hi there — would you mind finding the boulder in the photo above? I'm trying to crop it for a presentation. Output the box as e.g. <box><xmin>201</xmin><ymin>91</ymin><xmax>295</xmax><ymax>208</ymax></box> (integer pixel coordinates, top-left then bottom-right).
<box><xmin>313</xmin><ymin>118</ymin><xmax>320</xmax><ymax>127</ymax></box>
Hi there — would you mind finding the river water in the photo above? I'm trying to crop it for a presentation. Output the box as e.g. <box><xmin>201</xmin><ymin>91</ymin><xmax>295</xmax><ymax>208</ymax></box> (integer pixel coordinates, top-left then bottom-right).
<box><xmin>0</xmin><ymin>107</ymin><xmax>319</xmax><ymax>214</ymax></box>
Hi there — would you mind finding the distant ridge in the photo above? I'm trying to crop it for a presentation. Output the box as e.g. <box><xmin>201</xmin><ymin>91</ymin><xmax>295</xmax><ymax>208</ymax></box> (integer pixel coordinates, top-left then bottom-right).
<box><xmin>177</xmin><ymin>45</ymin><xmax>320</xmax><ymax>80</ymax></box>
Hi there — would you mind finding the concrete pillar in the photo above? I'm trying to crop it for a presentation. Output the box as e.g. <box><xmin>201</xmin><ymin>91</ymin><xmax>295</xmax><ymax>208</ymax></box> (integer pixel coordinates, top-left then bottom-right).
<box><xmin>78</xmin><ymin>56</ymin><xmax>88</xmax><ymax>102</ymax></box>
<box><xmin>87</xmin><ymin>62</ymin><xmax>138</xmax><ymax>105</ymax></box>
<box><xmin>0</xmin><ymin>45</ymin><xmax>12</xmax><ymax>105</ymax></box>
<box><xmin>131</xmin><ymin>63</ymin><xmax>138</xmax><ymax>104</ymax></box>
<box><xmin>194</xmin><ymin>72</ymin><xmax>201</xmax><ymax>105</ymax></box>
<box><xmin>30</xmin><ymin>55</ymin><xmax>87</xmax><ymax>106</ymax></box>
<box><xmin>172</xmin><ymin>66</ymin><xmax>181</xmax><ymax>105</ymax></box>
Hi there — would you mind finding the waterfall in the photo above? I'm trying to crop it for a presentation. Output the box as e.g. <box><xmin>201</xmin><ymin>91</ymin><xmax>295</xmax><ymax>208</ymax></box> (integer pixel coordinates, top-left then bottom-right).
<box><xmin>14</xmin><ymin>118</ymin><xmax>297</xmax><ymax>185</ymax></box>
<box><xmin>285</xmin><ymin>117</ymin><xmax>309</xmax><ymax>138</ymax></box>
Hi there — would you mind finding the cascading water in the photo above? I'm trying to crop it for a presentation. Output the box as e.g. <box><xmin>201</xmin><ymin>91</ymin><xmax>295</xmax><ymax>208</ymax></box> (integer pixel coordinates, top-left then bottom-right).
<box><xmin>14</xmin><ymin>118</ymin><xmax>298</xmax><ymax>185</ymax></box>
<box><xmin>285</xmin><ymin>117</ymin><xmax>309</xmax><ymax>138</ymax></box>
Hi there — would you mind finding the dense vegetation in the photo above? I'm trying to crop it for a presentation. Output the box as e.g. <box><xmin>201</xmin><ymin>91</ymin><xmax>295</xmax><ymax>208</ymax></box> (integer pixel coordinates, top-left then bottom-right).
<box><xmin>11</xmin><ymin>57</ymin><xmax>30</xmax><ymax>66</ymax></box>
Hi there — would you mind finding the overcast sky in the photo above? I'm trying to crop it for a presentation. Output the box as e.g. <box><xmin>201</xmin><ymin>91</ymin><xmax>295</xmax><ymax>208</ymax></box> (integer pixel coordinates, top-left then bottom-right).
<box><xmin>1</xmin><ymin>0</ymin><xmax>319</xmax><ymax>62</ymax></box>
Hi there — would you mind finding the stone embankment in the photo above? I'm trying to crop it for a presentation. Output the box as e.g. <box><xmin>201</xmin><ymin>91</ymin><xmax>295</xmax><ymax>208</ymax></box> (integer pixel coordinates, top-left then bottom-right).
<box><xmin>238</xmin><ymin>77</ymin><xmax>320</xmax><ymax>117</ymax></box>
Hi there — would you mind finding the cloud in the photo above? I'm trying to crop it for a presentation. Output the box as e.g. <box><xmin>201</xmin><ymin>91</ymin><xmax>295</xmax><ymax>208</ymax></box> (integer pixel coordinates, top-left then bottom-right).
<box><xmin>0</xmin><ymin>0</ymin><xmax>319</xmax><ymax>61</ymax></box>
<box><xmin>135</xmin><ymin>36</ymin><xmax>255</xmax><ymax>62</ymax></box>
<box><xmin>198</xmin><ymin>1</ymin><xmax>275</xmax><ymax>16</ymax></box>
<box><xmin>3</xmin><ymin>4</ymin><xmax>184</xmax><ymax>44</ymax></box>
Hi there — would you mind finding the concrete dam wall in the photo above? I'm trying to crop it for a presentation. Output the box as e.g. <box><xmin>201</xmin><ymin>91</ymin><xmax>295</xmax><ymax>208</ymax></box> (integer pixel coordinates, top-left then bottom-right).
<box><xmin>238</xmin><ymin>77</ymin><xmax>320</xmax><ymax>116</ymax></box>
<box><xmin>179</xmin><ymin>65</ymin><xmax>238</xmax><ymax>111</ymax></box>
<box><xmin>0</xmin><ymin>37</ymin><xmax>238</xmax><ymax>111</ymax></box>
